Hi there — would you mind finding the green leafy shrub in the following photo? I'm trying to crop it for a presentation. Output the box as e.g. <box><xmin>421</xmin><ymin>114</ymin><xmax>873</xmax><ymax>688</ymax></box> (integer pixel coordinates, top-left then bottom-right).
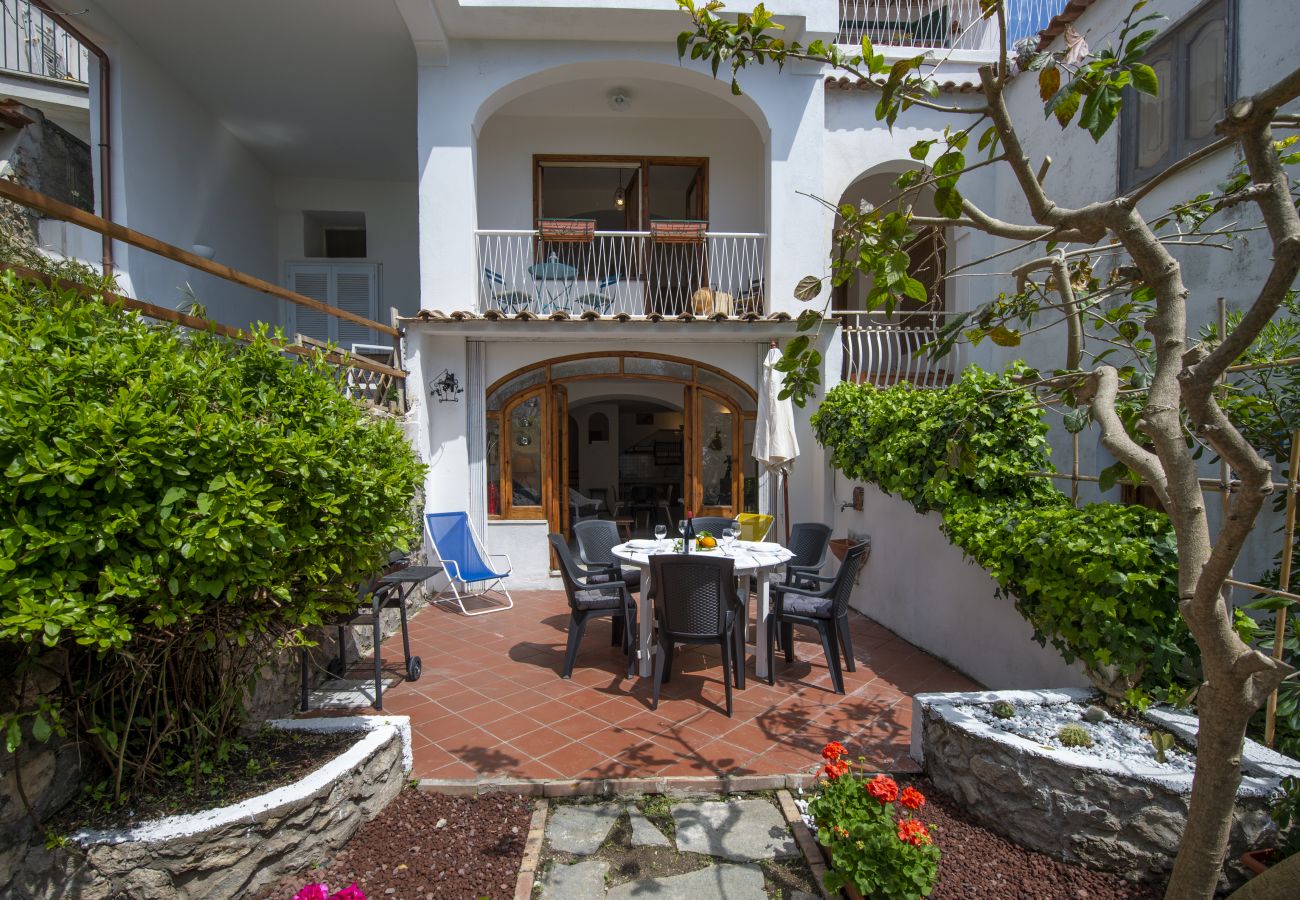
<box><xmin>0</xmin><ymin>272</ymin><xmax>424</xmax><ymax>799</ymax></box>
<box><xmin>812</xmin><ymin>369</ymin><xmax>1195</xmax><ymax>702</ymax></box>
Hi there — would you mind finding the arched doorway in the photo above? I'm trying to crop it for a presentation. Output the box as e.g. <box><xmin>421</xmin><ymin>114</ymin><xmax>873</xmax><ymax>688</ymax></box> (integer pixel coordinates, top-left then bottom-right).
<box><xmin>485</xmin><ymin>351</ymin><xmax>758</xmax><ymax>536</ymax></box>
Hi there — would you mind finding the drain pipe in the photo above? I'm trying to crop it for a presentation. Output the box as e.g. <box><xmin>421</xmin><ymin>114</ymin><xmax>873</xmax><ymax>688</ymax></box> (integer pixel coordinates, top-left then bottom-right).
<box><xmin>31</xmin><ymin>1</ymin><xmax>112</xmax><ymax>274</ymax></box>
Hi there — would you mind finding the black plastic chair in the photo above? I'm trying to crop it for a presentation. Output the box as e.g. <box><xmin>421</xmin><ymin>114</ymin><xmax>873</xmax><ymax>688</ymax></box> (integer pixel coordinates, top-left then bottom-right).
<box><xmin>783</xmin><ymin>522</ymin><xmax>833</xmax><ymax>588</ymax></box>
<box><xmin>573</xmin><ymin>519</ymin><xmax>641</xmax><ymax>593</ymax></box>
<box><xmin>691</xmin><ymin>516</ymin><xmax>734</xmax><ymax>538</ymax></box>
<box><xmin>766</xmin><ymin>540</ymin><xmax>871</xmax><ymax>694</ymax></box>
<box><xmin>548</xmin><ymin>534</ymin><xmax>637</xmax><ymax>679</ymax></box>
<box><xmin>649</xmin><ymin>554</ymin><xmax>745</xmax><ymax>716</ymax></box>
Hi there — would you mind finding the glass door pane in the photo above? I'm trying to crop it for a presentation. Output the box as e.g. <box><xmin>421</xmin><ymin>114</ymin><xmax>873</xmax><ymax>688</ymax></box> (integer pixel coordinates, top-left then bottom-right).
<box><xmin>699</xmin><ymin>391</ymin><xmax>736</xmax><ymax>515</ymax></box>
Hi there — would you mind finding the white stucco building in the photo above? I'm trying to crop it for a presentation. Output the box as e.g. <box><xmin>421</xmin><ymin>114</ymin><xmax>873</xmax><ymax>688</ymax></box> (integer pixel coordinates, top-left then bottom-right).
<box><xmin>25</xmin><ymin>0</ymin><xmax>1297</xmax><ymax>681</ymax></box>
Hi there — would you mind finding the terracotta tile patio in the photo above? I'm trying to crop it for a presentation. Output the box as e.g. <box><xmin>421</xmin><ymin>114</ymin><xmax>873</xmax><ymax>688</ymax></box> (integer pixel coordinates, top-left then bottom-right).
<box><xmin>316</xmin><ymin>590</ymin><xmax>980</xmax><ymax>781</ymax></box>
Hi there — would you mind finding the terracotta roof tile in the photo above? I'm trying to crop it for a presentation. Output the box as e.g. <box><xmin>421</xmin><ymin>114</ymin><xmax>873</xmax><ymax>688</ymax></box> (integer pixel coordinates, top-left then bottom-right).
<box><xmin>1036</xmin><ymin>0</ymin><xmax>1100</xmax><ymax>50</ymax></box>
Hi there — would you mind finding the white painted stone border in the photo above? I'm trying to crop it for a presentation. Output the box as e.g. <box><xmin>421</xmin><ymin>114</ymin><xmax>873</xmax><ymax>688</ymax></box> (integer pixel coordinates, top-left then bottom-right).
<box><xmin>910</xmin><ymin>689</ymin><xmax>1300</xmax><ymax>796</ymax></box>
<box><xmin>70</xmin><ymin>715</ymin><xmax>412</xmax><ymax>847</ymax></box>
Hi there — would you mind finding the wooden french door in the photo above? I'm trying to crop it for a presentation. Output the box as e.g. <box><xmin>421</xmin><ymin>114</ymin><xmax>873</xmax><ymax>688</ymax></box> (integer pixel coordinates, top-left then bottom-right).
<box><xmin>685</xmin><ymin>385</ymin><xmax>744</xmax><ymax>518</ymax></box>
<box><xmin>547</xmin><ymin>384</ymin><xmax>569</xmax><ymax>537</ymax></box>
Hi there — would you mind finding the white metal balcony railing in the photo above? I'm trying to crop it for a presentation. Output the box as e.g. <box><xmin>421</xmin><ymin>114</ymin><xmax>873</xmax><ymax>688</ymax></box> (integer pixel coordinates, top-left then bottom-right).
<box><xmin>839</xmin><ymin>311</ymin><xmax>959</xmax><ymax>387</ymax></box>
<box><xmin>1</xmin><ymin>0</ymin><xmax>88</xmax><ymax>84</ymax></box>
<box><xmin>836</xmin><ymin>1</ymin><xmax>1066</xmax><ymax>52</ymax></box>
<box><xmin>476</xmin><ymin>230</ymin><xmax>767</xmax><ymax>318</ymax></box>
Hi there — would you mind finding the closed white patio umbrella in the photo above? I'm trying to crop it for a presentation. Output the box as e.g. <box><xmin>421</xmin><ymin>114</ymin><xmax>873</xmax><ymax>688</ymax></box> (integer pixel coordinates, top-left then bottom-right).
<box><xmin>754</xmin><ymin>341</ymin><xmax>800</xmax><ymax>542</ymax></box>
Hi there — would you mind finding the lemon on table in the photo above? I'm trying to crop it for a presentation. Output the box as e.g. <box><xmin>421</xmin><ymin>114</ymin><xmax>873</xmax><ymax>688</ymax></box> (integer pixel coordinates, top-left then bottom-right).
<box><xmin>699</xmin><ymin>535</ymin><xmax>717</xmax><ymax>549</ymax></box>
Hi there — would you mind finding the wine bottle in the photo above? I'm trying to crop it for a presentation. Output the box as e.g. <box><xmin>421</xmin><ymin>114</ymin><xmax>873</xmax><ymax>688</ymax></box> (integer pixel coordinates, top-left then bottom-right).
<box><xmin>683</xmin><ymin>511</ymin><xmax>696</xmax><ymax>553</ymax></box>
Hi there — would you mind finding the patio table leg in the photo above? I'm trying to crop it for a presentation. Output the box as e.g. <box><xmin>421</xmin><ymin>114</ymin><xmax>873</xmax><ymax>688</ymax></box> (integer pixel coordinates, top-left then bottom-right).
<box><xmin>754</xmin><ymin>570</ymin><xmax>772</xmax><ymax>680</ymax></box>
<box><xmin>637</xmin><ymin>563</ymin><xmax>654</xmax><ymax>677</ymax></box>
<box><xmin>372</xmin><ymin>590</ymin><xmax>383</xmax><ymax>711</ymax></box>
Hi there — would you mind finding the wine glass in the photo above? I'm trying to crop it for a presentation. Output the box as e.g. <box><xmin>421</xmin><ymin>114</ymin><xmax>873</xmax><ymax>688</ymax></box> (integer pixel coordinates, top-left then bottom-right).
<box><xmin>721</xmin><ymin>526</ymin><xmax>736</xmax><ymax>554</ymax></box>
<box><xmin>730</xmin><ymin>519</ymin><xmax>742</xmax><ymax>544</ymax></box>
<box><xmin>654</xmin><ymin>524</ymin><xmax>667</xmax><ymax>547</ymax></box>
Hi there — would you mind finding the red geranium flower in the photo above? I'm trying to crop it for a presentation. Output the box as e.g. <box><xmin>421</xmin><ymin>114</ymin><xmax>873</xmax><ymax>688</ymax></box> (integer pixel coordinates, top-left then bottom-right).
<box><xmin>899</xmin><ymin>786</ymin><xmax>926</xmax><ymax>810</ymax></box>
<box><xmin>896</xmin><ymin>819</ymin><xmax>932</xmax><ymax>846</ymax></box>
<box><xmin>866</xmin><ymin>774</ymin><xmax>899</xmax><ymax>803</ymax></box>
<box><xmin>823</xmin><ymin>758</ymin><xmax>850</xmax><ymax>780</ymax></box>
<box><xmin>821</xmin><ymin>741</ymin><xmax>847</xmax><ymax>761</ymax></box>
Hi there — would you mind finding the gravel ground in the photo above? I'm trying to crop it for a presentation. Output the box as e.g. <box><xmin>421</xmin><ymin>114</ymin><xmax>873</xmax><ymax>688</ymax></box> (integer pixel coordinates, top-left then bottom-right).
<box><xmin>258</xmin><ymin>788</ymin><xmax>532</xmax><ymax>900</ymax></box>
<box><xmin>915</xmin><ymin>777</ymin><xmax>1160</xmax><ymax>899</ymax></box>
<box><xmin>960</xmin><ymin>702</ymin><xmax>1195</xmax><ymax>772</ymax></box>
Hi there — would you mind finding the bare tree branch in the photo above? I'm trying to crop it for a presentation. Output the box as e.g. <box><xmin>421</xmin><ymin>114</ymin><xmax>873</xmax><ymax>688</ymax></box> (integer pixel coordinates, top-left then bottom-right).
<box><xmin>1089</xmin><ymin>366</ymin><xmax>1171</xmax><ymax>509</ymax></box>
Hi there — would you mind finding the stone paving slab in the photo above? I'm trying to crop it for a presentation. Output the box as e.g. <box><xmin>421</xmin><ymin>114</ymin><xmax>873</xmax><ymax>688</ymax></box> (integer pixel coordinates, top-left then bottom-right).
<box><xmin>627</xmin><ymin>809</ymin><xmax>671</xmax><ymax>848</ymax></box>
<box><xmin>540</xmin><ymin>859</ymin><xmax>609</xmax><ymax>900</ymax></box>
<box><xmin>671</xmin><ymin>798</ymin><xmax>798</xmax><ymax>862</ymax></box>
<box><xmin>604</xmin><ymin>863</ymin><xmax>767</xmax><ymax>900</ymax></box>
<box><xmin>545</xmin><ymin>803</ymin><xmax>622</xmax><ymax>855</ymax></box>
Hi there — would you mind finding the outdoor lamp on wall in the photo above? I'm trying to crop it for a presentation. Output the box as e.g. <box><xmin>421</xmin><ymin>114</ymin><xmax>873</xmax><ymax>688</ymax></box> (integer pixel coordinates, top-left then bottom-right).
<box><xmin>613</xmin><ymin>170</ymin><xmax>626</xmax><ymax>211</ymax></box>
<box><xmin>430</xmin><ymin>368</ymin><xmax>463</xmax><ymax>403</ymax></box>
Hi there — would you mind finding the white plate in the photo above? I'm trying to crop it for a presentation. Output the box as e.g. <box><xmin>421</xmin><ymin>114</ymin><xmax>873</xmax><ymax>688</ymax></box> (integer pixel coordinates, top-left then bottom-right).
<box><xmin>748</xmin><ymin>545</ymin><xmax>785</xmax><ymax>555</ymax></box>
<box><xmin>625</xmin><ymin>540</ymin><xmax>660</xmax><ymax>550</ymax></box>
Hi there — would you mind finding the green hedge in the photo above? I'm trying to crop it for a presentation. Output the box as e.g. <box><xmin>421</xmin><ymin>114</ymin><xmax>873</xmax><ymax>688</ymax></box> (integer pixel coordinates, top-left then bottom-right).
<box><xmin>812</xmin><ymin>368</ymin><xmax>1193</xmax><ymax>701</ymax></box>
<box><xmin>0</xmin><ymin>272</ymin><xmax>425</xmax><ymax>796</ymax></box>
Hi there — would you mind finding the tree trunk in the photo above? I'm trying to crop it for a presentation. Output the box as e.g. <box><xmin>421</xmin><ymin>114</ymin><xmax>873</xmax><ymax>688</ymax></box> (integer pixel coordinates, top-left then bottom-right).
<box><xmin>1165</xmin><ymin>680</ymin><xmax>1256</xmax><ymax>898</ymax></box>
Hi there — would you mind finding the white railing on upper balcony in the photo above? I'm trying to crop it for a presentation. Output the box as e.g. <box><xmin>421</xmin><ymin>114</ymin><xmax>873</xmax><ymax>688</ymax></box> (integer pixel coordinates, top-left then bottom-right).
<box><xmin>839</xmin><ymin>311</ymin><xmax>960</xmax><ymax>387</ymax></box>
<box><xmin>475</xmin><ymin>230</ymin><xmax>767</xmax><ymax>317</ymax></box>
<box><xmin>836</xmin><ymin>1</ymin><xmax>1066</xmax><ymax>52</ymax></box>
<box><xmin>1</xmin><ymin>0</ymin><xmax>88</xmax><ymax>84</ymax></box>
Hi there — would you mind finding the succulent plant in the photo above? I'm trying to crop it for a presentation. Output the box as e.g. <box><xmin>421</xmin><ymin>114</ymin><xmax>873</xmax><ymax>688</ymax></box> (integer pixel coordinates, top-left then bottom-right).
<box><xmin>1149</xmin><ymin>730</ymin><xmax>1176</xmax><ymax>763</ymax></box>
<box><xmin>1057</xmin><ymin>723</ymin><xmax>1094</xmax><ymax>748</ymax></box>
<box><xmin>990</xmin><ymin>700</ymin><xmax>1016</xmax><ymax>719</ymax></box>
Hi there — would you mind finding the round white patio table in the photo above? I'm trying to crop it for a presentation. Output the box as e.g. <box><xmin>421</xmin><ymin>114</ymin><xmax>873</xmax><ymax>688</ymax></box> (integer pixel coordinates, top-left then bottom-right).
<box><xmin>611</xmin><ymin>539</ymin><xmax>795</xmax><ymax>679</ymax></box>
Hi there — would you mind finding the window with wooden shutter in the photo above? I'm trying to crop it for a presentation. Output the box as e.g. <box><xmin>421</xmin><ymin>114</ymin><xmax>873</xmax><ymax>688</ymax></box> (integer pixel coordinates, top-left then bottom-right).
<box><xmin>1119</xmin><ymin>0</ymin><xmax>1236</xmax><ymax>191</ymax></box>
<box><xmin>284</xmin><ymin>262</ymin><xmax>380</xmax><ymax>350</ymax></box>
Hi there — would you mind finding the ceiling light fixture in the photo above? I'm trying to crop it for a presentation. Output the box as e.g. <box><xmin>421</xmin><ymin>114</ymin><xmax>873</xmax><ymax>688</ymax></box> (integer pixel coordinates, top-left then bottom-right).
<box><xmin>614</xmin><ymin>170</ymin><xmax>626</xmax><ymax>211</ymax></box>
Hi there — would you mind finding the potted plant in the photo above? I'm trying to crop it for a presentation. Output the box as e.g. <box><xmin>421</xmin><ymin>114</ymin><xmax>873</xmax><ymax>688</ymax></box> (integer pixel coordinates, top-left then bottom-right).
<box><xmin>1241</xmin><ymin>775</ymin><xmax>1299</xmax><ymax>875</ymax></box>
<box><xmin>808</xmin><ymin>742</ymin><xmax>940</xmax><ymax>899</ymax></box>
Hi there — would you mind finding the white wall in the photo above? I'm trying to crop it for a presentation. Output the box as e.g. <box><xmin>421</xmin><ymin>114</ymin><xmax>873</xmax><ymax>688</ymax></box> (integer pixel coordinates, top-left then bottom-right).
<box><xmin>476</xmin><ymin>115</ymin><xmax>764</xmax><ymax>232</ymax></box>
<box><xmin>833</xmin><ymin>484</ymin><xmax>1091</xmax><ymax>689</ymax></box>
<box><xmin>93</xmin><ymin>20</ymin><xmax>276</xmax><ymax>329</ymax></box>
<box><xmin>274</xmin><ymin>177</ymin><xmax>420</xmax><ymax>327</ymax></box>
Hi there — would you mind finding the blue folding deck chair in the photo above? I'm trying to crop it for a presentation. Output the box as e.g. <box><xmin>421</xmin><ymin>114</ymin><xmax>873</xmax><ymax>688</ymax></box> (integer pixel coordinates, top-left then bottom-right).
<box><xmin>425</xmin><ymin>511</ymin><xmax>514</xmax><ymax>616</ymax></box>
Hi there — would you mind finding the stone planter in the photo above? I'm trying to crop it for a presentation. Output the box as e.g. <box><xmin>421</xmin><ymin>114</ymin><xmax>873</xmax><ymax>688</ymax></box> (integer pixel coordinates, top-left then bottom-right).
<box><xmin>912</xmin><ymin>689</ymin><xmax>1300</xmax><ymax>886</ymax></box>
<box><xmin>7</xmin><ymin>715</ymin><xmax>412</xmax><ymax>900</ymax></box>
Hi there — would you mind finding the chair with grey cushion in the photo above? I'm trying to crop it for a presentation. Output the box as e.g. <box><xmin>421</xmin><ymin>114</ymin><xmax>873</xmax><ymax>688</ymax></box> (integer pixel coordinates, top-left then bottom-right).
<box><xmin>548</xmin><ymin>534</ymin><xmax>637</xmax><ymax>679</ymax></box>
<box><xmin>573</xmin><ymin>519</ymin><xmax>641</xmax><ymax>593</ymax></box>
<box><xmin>766</xmin><ymin>540</ymin><xmax>870</xmax><ymax>694</ymax></box>
<box><xmin>649</xmin><ymin>554</ymin><xmax>745</xmax><ymax>716</ymax></box>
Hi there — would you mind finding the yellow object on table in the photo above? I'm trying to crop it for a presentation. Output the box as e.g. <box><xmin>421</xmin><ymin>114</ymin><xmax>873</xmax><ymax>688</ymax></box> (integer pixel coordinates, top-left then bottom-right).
<box><xmin>737</xmin><ymin>513</ymin><xmax>774</xmax><ymax>542</ymax></box>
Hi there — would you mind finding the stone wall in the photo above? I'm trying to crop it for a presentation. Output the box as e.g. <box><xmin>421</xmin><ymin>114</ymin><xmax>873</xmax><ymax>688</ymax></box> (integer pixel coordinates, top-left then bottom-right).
<box><xmin>913</xmin><ymin>690</ymin><xmax>1300</xmax><ymax>887</ymax></box>
<box><xmin>3</xmin><ymin>716</ymin><xmax>411</xmax><ymax>900</ymax></box>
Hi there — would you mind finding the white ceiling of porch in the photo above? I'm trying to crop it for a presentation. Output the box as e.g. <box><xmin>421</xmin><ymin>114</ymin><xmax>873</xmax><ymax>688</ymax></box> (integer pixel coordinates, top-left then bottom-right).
<box><xmin>82</xmin><ymin>0</ymin><xmax>417</xmax><ymax>178</ymax></box>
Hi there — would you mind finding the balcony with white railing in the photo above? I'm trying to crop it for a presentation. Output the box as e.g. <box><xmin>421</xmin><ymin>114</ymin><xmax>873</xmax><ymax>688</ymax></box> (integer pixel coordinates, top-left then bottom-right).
<box><xmin>0</xmin><ymin>0</ymin><xmax>88</xmax><ymax>84</ymax></box>
<box><xmin>475</xmin><ymin>229</ymin><xmax>767</xmax><ymax>318</ymax></box>
<box><xmin>836</xmin><ymin>1</ymin><xmax>1066</xmax><ymax>53</ymax></box>
<box><xmin>839</xmin><ymin>311</ymin><xmax>960</xmax><ymax>387</ymax></box>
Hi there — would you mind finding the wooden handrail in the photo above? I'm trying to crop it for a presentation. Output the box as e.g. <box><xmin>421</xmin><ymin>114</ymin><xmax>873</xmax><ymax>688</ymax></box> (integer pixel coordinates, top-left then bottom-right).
<box><xmin>0</xmin><ymin>179</ymin><xmax>398</xmax><ymax>337</ymax></box>
<box><xmin>3</xmin><ymin>264</ymin><xmax>406</xmax><ymax>379</ymax></box>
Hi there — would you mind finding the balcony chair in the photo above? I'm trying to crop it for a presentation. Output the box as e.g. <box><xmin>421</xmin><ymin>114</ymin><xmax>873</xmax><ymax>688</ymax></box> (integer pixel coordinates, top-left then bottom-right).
<box><xmin>573</xmin><ymin>519</ymin><xmax>641</xmax><ymax>593</ymax></box>
<box><xmin>649</xmin><ymin>554</ymin><xmax>746</xmax><ymax>716</ymax></box>
<box><xmin>573</xmin><ymin>273</ymin><xmax>622</xmax><ymax>315</ymax></box>
<box><xmin>766</xmin><ymin>540</ymin><xmax>871</xmax><ymax>694</ymax></box>
<box><xmin>548</xmin><ymin>533</ymin><xmax>637</xmax><ymax>679</ymax></box>
<box><xmin>482</xmin><ymin>267</ymin><xmax>532</xmax><ymax>314</ymax></box>
<box><xmin>424</xmin><ymin>511</ymin><xmax>513</xmax><ymax>616</ymax></box>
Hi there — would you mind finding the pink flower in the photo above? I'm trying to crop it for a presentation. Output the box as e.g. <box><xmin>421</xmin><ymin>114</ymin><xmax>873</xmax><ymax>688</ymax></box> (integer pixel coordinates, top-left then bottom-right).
<box><xmin>293</xmin><ymin>885</ymin><xmax>330</xmax><ymax>900</ymax></box>
<box><xmin>329</xmin><ymin>885</ymin><xmax>367</xmax><ymax>900</ymax></box>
